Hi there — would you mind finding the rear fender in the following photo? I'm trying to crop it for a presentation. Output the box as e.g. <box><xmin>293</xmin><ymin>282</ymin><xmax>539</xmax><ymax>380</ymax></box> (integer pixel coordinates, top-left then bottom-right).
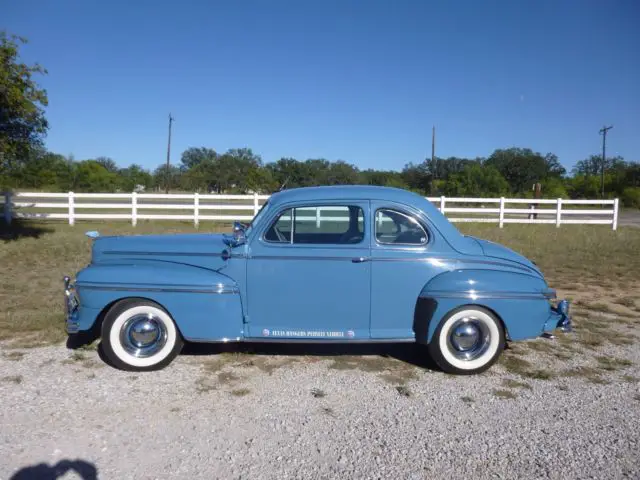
<box><xmin>415</xmin><ymin>269</ymin><xmax>553</xmax><ymax>343</ymax></box>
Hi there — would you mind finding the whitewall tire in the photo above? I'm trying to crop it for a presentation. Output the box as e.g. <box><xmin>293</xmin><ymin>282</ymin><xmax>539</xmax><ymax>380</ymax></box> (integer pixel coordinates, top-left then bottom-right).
<box><xmin>101</xmin><ymin>299</ymin><xmax>183</xmax><ymax>371</ymax></box>
<box><xmin>428</xmin><ymin>306</ymin><xmax>505</xmax><ymax>375</ymax></box>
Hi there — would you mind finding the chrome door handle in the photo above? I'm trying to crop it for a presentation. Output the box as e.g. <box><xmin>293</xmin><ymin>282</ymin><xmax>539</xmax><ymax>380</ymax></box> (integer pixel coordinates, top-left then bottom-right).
<box><xmin>351</xmin><ymin>257</ymin><xmax>369</xmax><ymax>263</ymax></box>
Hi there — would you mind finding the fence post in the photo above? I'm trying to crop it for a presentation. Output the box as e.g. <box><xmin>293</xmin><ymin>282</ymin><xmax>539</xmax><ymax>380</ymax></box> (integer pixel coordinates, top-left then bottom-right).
<box><xmin>253</xmin><ymin>192</ymin><xmax>259</xmax><ymax>216</ymax></box>
<box><xmin>316</xmin><ymin>207</ymin><xmax>321</xmax><ymax>228</ymax></box>
<box><xmin>68</xmin><ymin>191</ymin><xmax>75</xmax><ymax>226</ymax></box>
<box><xmin>4</xmin><ymin>192</ymin><xmax>12</xmax><ymax>225</ymax></box>
<box><xmin>499</xmin><ymin>197</ymin><xmax>505</xmax><ymax>228</ymax></box>
<box><xmin>440</xmin><ymin>196</ymin><xmax>446</xmax><ymax>214</ymax></box>
<box><xmin>194</xmin><ymin>193</ymin><xmax>200</xmax><ymax>228</ymax></box>
<box><xmin>612</xmin><ymin>198</ymin><xmax>619</xmax><ymax>231</ymax></box>
<box><xmin>556</xmin><ymin>198</ymin><xmax>562</xmax><ymax>228</ymax></box>
<box><xmin>131</xmin><ymin>192</ymin><xmax>137</xmax><ymax>227</ymax></box>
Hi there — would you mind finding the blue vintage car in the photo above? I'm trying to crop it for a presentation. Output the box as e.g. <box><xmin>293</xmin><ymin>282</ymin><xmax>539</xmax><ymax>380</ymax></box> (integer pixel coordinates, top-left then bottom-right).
<box><xmin>64</xmin><ymin>186</ymin><xmax>571</xmax><ymax>374</ymax></box>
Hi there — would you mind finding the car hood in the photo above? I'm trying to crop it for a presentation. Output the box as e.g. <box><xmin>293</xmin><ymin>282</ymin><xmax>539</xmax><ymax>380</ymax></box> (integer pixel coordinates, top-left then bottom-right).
<box><xmin>90</xmin><ymin>233</ymin><xmax>236</xmax><ymax>271</ymax></box>
<box><xmin>467</xmin><ymin>236</ymin><xmax>542</xmax><ymax>277</ymax></box>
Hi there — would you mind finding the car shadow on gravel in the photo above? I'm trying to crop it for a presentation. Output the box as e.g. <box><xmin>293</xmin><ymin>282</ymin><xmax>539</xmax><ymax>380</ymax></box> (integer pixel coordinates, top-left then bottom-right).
<box><xmin>10</xmin><ymin>459</ymin><xmax>97</xmax><ymax>479</ymax></box>
<box><xmin>181</xmin><ymin>342</ymin><xmax>441</xmax><ymax>372</ymax></box>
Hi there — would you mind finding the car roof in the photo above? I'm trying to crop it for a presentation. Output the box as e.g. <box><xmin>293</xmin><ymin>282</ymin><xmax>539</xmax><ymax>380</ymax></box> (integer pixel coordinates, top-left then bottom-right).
<box><xmin>266</xmin><ymin>185</ymin><xmax>473</xmax><ymax>253</ymax></box>
<box><xmin>268</xmin><ymin>185</ymin><xmax>428</xmax><ymax>207</ymax></box>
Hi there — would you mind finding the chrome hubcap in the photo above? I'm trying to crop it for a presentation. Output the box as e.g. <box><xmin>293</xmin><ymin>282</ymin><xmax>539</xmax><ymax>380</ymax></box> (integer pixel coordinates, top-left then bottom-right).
<box><xmin>447</xmin><ymin>317</ymin><xmax>491</xmax><ymax>361</ymax></box>
<box><xmin>120</xmin><ymin>314</ymin><xmax>167</xmax><ymax>358</ymax></box>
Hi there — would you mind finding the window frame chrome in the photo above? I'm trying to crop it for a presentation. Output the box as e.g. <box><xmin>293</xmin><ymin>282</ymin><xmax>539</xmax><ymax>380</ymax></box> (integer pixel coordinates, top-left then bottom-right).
<box><xmin>261</xmin><ymin>202</ymin><xmax>367</xmax><ymax>247</ymax></box>
<box><xmin>374</xmin><ymin>207</ymin><xmax>429</xmax><ymax>247</ymax></box>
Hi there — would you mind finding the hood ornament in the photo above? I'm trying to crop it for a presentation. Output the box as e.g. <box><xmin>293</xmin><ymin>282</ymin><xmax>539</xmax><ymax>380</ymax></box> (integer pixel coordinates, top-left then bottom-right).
<box><xmin>85</xmin><ymin>231</ymin><xmax>100</xmax><ymax>239</ymax></box>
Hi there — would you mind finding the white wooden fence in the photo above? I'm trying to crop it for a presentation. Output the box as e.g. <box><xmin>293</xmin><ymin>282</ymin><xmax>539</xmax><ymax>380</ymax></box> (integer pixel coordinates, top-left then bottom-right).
<box><xmin>1</xmin><ymin>191</ymin><xmax>620</xmax><ymax>230</ymax></box>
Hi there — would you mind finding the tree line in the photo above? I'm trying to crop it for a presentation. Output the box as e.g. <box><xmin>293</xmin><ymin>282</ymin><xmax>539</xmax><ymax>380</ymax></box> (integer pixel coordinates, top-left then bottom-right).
<box><xmin>2</xmin><ymin>31</ymin><xmax>639</xmax><ymax>207</ymax></box>
<box><xmin>3</xmin><ymin>146</ymin><xmax>639</xmax><ymax>206</ymax></box>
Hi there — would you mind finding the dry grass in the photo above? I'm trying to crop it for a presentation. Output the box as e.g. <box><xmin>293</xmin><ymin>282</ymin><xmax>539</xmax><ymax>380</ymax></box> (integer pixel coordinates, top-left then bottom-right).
<box><xmin>395</xmin><ymin>385</ymin><xmax>412</xmax><ymax>397</ymax></box>
<box><xmin>502</xmin><ymin>378</ymin><xmax>533</xmax><ymax>390</ymax></box>
<box><xmin>2</xmin><ymin>351</ymin><xmax>25</xmax><ymax>361</ymax></box>
<box><xmin>595</xmin><ymin>356</ymin><xmax>633</xmax><ymax>371</ymax></box>
<box><xmin>1</xmin><ymin>221</ymin><xmax>639</xmax><ymax>362</ymax></box>
<box><xmin>564</xmin><ymin>366</ymin><xmax>610</xmax><ymax>385</ymax></box>
<box><xmin>1</xmin><ymin>375</ymin><xmax>23</xmax><ymax>384</ymax></box>
<box><xmin>230</xmin><ymin>388</ymin><xmax>251</xmax><ymax>397</ymax></box>
<box><xmin>492</xmin><ymin>389</ymin><xmax>517</xmax><ymax>399</ymax></box>
<box><xmin>328</xmin><ymin>355</ymin><xmax>420</xmax><ymax>384</ymax></box>
<box><xmin>311</xmin><ymin>388</ymin><xmax>326</xmax><ymax>398</ymax></box>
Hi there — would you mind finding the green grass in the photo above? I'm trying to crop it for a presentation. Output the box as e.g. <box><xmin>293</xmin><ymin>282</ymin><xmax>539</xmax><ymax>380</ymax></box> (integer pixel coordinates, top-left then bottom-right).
<box><xmin>1</xmin><ymin>221</ymin><xmax>639</xmax><ymax>348</ymax></box>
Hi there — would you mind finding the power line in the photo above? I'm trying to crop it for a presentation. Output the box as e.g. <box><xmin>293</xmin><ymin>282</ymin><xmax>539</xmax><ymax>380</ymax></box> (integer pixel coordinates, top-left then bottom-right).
<box><xmin>599</xmin><ymin>125</ymin><xmax>613</xmax><ymax>198</ymax></box>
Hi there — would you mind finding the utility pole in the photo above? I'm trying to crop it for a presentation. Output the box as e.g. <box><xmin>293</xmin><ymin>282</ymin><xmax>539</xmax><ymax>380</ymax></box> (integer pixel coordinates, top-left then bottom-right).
<box><xmin>165</xmin><ymin>113</ymin><xmax>174</xmax><ymax>194</ymax></box>
<box><xmin>599</xmin><ymin>125</ymin><xmax>613</xmax><ymax>199</ymax></box>
<box><xmin>431</xmin><ymin>125</ymin><xmax>436</xmax><ymax>194</ymax></box>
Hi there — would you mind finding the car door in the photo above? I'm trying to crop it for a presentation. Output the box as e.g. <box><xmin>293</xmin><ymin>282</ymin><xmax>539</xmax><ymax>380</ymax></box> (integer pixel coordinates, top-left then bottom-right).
<box><xmin>369</xmin><ymin>201</ymin><xmax>447</xmax><ymax>339</ymax></box>
<box><xmin>245</xmin><ymin>201</ymin><xmax>371</xmax><ymax>340</ymax></box>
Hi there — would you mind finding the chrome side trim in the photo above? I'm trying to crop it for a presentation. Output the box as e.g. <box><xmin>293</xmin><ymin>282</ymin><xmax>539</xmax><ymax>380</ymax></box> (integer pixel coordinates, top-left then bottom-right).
<box><xmin>424</xmin><ymin>290</ymin><xmax>554</xmax><ymax>300</ymax></box>
<box><xmin>244</xmin><ymin>338</ymin><xmax>416</xmax><ymax>344</ymax></box>
<box><xmin>251</xmin><ymin>255</ymin><xmax>364</xmax><ymax>261</ymax></box>
<box><xmin>78</xmin><ymin>283</ymin><xmax>239</xmax><ymax>294</ymax></box>
<box><xmin>247</xmin><ymin>255</ymin><xmax>531</xmax><ymax>272</ymax></box>
<box><xmin>372</xmin><ymin>257</ymin><xmax>534</xmax><ymax>273</ymax></box>
<box><xmin>183</xmin><ymin>337</ymin><xmax>243</xmax><ymax>343</ymax></box>
<box><xmin>103</xmin><ymin>251</ymin><xmax>246</xmax><ymax>258</ymax></box>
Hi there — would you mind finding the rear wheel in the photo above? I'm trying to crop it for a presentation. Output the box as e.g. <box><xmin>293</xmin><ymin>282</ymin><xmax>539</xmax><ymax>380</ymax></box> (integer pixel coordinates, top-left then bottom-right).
<box><xmin>101</xmin><ymin>299</ymin><xmax>183</xmax><ymax>371</ymax></box>
<box><xmin>428</xmin><ymin>306</ymin><xmax>505</xmax><ymax>375</ymax></box>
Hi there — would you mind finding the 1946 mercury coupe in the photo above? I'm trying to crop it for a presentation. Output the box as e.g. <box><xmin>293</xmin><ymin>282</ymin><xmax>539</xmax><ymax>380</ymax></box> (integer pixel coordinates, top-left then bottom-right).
<box><xmin>64</xmin><ymin>186</ymin><xmax>571</xmax><ymax>374</ymax></box>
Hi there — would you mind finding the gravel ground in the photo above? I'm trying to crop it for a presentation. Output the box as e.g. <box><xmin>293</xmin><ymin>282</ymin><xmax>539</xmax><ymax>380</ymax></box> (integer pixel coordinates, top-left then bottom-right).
<box><xmin>1</xmin><ymin>336</ymin><xmax>639</xmax><ymax>480</ymax></box>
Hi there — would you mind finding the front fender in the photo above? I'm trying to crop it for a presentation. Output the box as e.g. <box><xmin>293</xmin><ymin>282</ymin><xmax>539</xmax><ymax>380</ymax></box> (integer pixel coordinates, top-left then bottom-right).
<box><xmin>416</xmin><ymin>269</ymin><xmax>554</xmax><ymax>342</ymax></box>
<box><xmin>74</xmin><ymin>263</ymin><xmax>244</xmax><ymax>341</ymax></box>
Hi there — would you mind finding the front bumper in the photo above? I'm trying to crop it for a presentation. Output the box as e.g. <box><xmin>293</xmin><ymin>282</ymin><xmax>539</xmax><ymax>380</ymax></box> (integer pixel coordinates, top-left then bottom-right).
<box><xmin>64</xmin><ymin>276</ymin><xmax>80</xmax><ymax>334</ymax></box>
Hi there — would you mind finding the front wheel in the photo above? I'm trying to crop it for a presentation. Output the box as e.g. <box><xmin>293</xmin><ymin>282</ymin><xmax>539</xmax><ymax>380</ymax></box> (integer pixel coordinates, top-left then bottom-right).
<box><xmin>101</xmin><ymin>299</ymin><xmax>183</xmax><ymax>371</ymax></box>
<box><xmin>428</xmin><ymin>306</ymin><xmax>505</xmax><ymax>375</ymax></box>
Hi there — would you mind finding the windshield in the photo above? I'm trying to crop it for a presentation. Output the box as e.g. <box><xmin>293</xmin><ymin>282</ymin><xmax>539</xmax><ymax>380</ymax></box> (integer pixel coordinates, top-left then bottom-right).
<box><xmin>244</xmin><ymin>200</ymin><xmax>269</xmax><ymax>238</ymax></box>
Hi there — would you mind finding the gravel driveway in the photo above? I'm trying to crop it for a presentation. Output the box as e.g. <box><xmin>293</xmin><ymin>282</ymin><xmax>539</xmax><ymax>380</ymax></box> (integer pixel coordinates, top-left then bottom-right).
<box><xmin>1</xmin><ymin>333</ymin><xmax>639</xmax><ymax>480</ymax></box>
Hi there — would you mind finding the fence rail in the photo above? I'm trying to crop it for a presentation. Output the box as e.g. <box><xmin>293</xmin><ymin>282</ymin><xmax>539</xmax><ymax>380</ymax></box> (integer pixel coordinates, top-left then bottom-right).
<box><xmin>1</xmin><ymin>191</ymin><xmax>619</xmax><ymax>230</ymax></box>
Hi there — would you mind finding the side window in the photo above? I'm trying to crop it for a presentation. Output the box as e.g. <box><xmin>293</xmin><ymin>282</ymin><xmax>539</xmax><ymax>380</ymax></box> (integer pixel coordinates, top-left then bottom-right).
<box><xmin>375</xmin><ymin>209</ymin><xmax>428</xmax><ymax>246</ymax></box>
<box><xmin>264</xmin><ymin>205</ymin><xmax>365</xmax><ymax>245</ymax></box>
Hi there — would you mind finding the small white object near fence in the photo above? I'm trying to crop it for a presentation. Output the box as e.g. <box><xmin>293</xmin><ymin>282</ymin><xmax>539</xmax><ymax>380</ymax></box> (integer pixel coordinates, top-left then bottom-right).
<box><xmin>1</xmin><ymin>191</ymin><xmax>620</xmax><ymax>230</ymax></box>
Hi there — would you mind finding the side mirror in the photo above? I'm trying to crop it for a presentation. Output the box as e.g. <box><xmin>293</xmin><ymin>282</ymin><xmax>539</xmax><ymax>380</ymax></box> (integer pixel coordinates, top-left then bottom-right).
<box><xmin>232</xmin><ymin>221</ymin><xmax>246</xmax><ymax>246</ymax></box>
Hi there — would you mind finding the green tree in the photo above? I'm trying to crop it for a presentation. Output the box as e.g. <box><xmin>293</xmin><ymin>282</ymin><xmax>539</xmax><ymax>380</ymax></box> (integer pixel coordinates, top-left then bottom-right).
<box><xmin>180</xmin><ymin>147</ymin><xmax>217</xmax><ymax>170</ymax></box>
<box><xmin>485</xmin><ymin>148</ymin><xmax>549</xmax><ymax>194</ymax></box>
<box><xmin>0</xmin><ymin>32</ymin><xmax>49</xmax><ymax>186</ymax></box>
<box><xmin>360</xmin><ymin>169</ymin><xmax>407</xmax><ymax>188</ymax></box>
<box><xmin>118</xmin><ymin>164</ymin><xmax>152</xmax><ymax>191</ymax></box>
<box><xmin>153</xmin><ymin>164</ymin><xmax>182</xmax><ymax>192</ymax></box>
<box><xmin>401</xmin><ymin>162</ymin><xmax>431</xmax><ymax>194</ymax></box>
<box><xmin>73</xmin><ymin>160</ymin><xmax>118</xmax><ymax>192</ymax></box>
<box><xmin>94</xmin><ymin>156</ymin><xmax>118</xmax><ymax>173</ymax></box>
<box><xmin>443</xmin><ymin>163</ymin><xmax>509</xmax><ymax>197</ymax></box>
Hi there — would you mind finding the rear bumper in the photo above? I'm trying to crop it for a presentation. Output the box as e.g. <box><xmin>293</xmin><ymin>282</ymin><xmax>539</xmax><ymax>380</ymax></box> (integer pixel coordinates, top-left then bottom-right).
<box><xmin>544</xmin><ymin>299</ymin><xmax>572</xmax><ymax>333</ymax></box>
<box><xmin>64</xmin><ymin>276</ymin><xmax>80</xmax><ymax>334</ymax></box>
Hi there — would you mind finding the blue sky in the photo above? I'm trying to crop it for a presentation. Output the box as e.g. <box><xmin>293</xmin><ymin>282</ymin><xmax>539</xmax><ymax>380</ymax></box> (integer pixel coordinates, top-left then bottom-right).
<box><xmin>5</xmin><ymin>0</ymin><xmax>640</xmax><ymax>172</ymax></box>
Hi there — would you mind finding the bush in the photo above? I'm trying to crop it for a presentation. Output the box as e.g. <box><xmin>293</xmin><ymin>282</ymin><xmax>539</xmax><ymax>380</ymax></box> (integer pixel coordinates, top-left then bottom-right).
<box><xmin>621</xmin><ymin>187</ymin><xmax>640</xmax><ymax>208</ymax></box>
